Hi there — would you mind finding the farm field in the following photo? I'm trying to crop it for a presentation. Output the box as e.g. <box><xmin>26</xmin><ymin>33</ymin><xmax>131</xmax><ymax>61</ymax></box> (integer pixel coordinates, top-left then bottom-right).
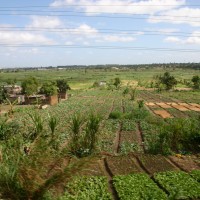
<box><xmin>0</xmin><ymin>87</ymin><xmax>200</xmax><ymax>199</ymax></box>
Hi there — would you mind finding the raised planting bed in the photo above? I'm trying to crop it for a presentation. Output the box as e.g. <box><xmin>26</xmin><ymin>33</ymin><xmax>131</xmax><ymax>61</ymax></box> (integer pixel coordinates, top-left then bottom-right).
<box><xmin>122</xmin><ymin>119</ymin><xmax>136</xmax><ymax>131</ymax></box>
<box><xmin>137</xmin><ymin>154</ymin><xmax>178</xmax><ymax>175</ymax></box>
<box><xmin>106</xmin><ymin>156</ymin><xmax>143</xmax><ymax>175</ymax></box>
<box><xmin>190</xmin><ymin>170</ymin><xmax>200</xmax><ymax>182</ymax></box>
<box><xmin>61</xmin><ymin>176</ymin><xmax>112</xmax><ymax>199</ymax></box>
<box><xmin>156</xmin><ymin>102</ymin><xmax>172</xmax><ymax>109</ymax></box>
<box><xmin>153</xmin><ymin>109</ymin><xmax>173</xmax><ymax>118</ymax></box>
<box><xmin>166</xmin><ymin>108</ymin><xmax>187</xmax><ymax>118</ymax></box>
<box><xmin>178</xmin><ymin>103</ymin><xmax>200</xmax><ymax>112</ymax></box>
<box><xmin>168</xmin><ymin>155</ymin><xmax>200</xmax><ymax>172</ymax></box>
<box><xmin>113</xmin><ymin>173</ymin><xmax>167</xmax><ymax>200</ymax></box>
<box><xmin>154</xmin><ymin>171</ymin><xmax>200</xmax><ymax>199</ymax></box>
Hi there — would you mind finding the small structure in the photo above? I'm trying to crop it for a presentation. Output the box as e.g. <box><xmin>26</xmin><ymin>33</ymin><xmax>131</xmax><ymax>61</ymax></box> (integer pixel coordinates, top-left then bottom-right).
<box><xmin>99</xmin><ymin>81</ymin><xmax>107</xmax><ymax>86</ymax></box>
<box><xmin>58</xmin><ymin>92</ymin><xmax>68</xmax><ymax>100</ymax></box>
<box><xmin>25</xmin><ymin>95</ymin><xmax>45</xmax><ymax>105</ymax></box>
<box><xmin>46</xmin><ymin>95</ymin><xmax>58</xmax><ymax>106</ymax></box>
<box><xmin>3</xmin><ymin>85</ymin><xmax>22</xmax><ymax>94</ymax></box>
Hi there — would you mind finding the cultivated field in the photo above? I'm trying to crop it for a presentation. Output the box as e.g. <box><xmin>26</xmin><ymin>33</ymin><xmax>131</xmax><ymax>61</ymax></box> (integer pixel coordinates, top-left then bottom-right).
<box><xmin>0</xmin><ymin>68</ymin><xmax>200</xmax><ymax>199</ymax></box>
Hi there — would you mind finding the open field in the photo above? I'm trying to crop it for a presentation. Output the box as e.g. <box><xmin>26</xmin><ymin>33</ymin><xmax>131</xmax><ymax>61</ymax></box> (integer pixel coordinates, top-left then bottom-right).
<box><xmin>1</xmin><ymin>67</ymin><xmax>200</xmax><ymax>89</ymax></box>
<box><xmin>0</xmin><ymin>68</ymin><xmax>200</xmax><ymax>199</ymax></box>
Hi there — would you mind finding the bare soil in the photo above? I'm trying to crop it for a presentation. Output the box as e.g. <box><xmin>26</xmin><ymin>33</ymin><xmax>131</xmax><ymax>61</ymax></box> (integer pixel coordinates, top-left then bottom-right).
<box><xmin>168</xmin><ymin>155</ymin><xmax>200</xmax><ymax>172</ymax></box>
<box><xmin>156</xmin><ymin>102</ymin><xmax>172</xmax><ymax>109</ymax></box>
<box><xmin>153</xmin><ymin>110</ymin><xmax>173</xmax><ymax>118</ymax></box>
<box><xmin>136</xmin><ymin>154</ymin><xmax>179</xmax><ymax>175</ymax></box>
<box><xmin>105</xmin><ymin>155</ymin><xmax>144</xmax><ymax>175</ymax></box>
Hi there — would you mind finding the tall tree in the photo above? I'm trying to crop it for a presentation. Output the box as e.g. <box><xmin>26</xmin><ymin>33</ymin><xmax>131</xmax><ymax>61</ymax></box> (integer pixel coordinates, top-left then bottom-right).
<box><xmin>21</xmin><ymin>77</ymin><xmax>39</xmax><ymax>96</ymax></box>
<box><xmin>192</xmin><ymin>75</ymin><xmax>200</xmax><ymax>89</ymax></box>
<box><xmin>56</xmin><ymin>79</ymin><xmax>71</xmax><ymax>93</ymax></box>
<box><xmin>159</xmin><ymin>72</ymin><xmax>177</xmax><ymax>90</ymax></box>
<box><xmin>40</xmin><ymin>82</ymin><xmax>58</xmax><ymax>96</ymax></box>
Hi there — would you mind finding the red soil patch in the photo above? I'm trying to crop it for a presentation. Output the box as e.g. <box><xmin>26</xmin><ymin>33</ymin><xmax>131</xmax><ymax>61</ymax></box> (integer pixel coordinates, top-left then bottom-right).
<box><xmin>153</xmin><ymin>110</ymin><xmax>173</xmax><ymax>118</ymax></box>
<box><xmin>168</xmin><ymin>155</ymin><xmax>200</xmax><ymax>172</ymax></box>
<box><xmin>171</xmin><ymin>104</ymin><xmax>189</xmax><ymax>111</ymax></box>
<box><xmin>136</xmin><ymin>154</ymin><xmax>179</xmax><ymax>175</ymax></box>
<box><xmin>178</xmin><ymin>103</ymin><xmax>200</xmax><ymax>112</ymax></box>
<box><xmin>189</xmin><ymin>103</ymin><xmax>200</xmax><ymax>109</ymax></box>
<box><xmin>145</xmin><ymin>102</ymin><xmax>156</xmax><ymax>106</ymax></box>
<box><xmin>156</xmin><ymin>102</ymin><xmax>172</xmax><ymax>109</ymax></box>
<box><xmin>106</xmin><ymin>156</ymin><xmax>143</xmax><ymax>175</ymax></box>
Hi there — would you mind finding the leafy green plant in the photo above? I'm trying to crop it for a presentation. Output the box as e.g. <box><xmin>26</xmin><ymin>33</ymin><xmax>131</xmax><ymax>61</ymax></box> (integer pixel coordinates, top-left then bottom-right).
<box><xmin>113</xmin><ymin>174</ymin><xmax>167</xmax><ymax>200</ymax></box>
<box><xmin>59</xmin><ymin>176</ymin><xmax>111</xmax><ymax>200</ymax></box>
<box><xmin>109</xmin><ymin>111</ymin><xmax>123</xmax><ymax>119</ymax></box>
<box><xmin>28</xmin><ymin>112</ymin><xmax>44</xmax><ymax>141</ymax></box>
<box><xmin>129</xmin><ymin>87</ymin><xmax>137</xmax><ymax>100</ymax></box>
<box><xmin>48</xmin><ymin>114</ymin><xmax>59</xmax><ymax>137</ymax></box>
<box><xmin>154</xmin><ymin>171</ymin><xmax>200</xmax><ymax>199</ymax></box>
<box><xmin>190</xmin><ymin>170</ymin><xmax>200</xmax><ymax>182</ymax></box>
<box><xmin>137</xmin><ymin>100</ymin><xmax>144</xmax><ymax>109</ymax></box>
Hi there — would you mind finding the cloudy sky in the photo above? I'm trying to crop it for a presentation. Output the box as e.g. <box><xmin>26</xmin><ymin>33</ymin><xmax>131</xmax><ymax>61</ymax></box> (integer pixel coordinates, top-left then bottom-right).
<box><xmin>0</xmin><ymin>0</ymin><xmax>200</xmax><ymax>67</ymax></box>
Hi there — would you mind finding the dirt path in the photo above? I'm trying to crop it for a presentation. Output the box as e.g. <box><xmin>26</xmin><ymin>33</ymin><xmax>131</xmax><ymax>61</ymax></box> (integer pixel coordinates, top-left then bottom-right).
<box><xmin>137</xmin><ymin>123</ymin><xmax>145</xmax><ymax>153</ymax></box>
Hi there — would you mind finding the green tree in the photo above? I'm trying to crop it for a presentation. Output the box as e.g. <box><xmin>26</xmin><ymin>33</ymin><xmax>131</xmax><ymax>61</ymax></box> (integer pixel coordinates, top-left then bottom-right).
<box><xmin>40</xmin><ymin>82</ymin><xmax>58</xmax><ymax>96</ymax></box>
<box><xmin>21</xmin><ymin>77</ymin><xmax>39</xmax><ymax>96</ymax></box>
<box><xmin>159</xmin><ymin>72</ymin><xmax>177</xmax><ymax>90</ymax></box>
<box><xmin>113</xmin><ymin>77</ymin><xmax>121</xmax><ymax>89</ymax></box>
<box><xmin>56</xmin><ymin>79</ymin><xmax>71</xmax><ymax>93</ymax></box>
<box><xmin>191</xmin><ymin>75</ymin><xmax>200</xmax><ymax>89</ymax></box>
<box><xmin>0</xmin><ymin>86</ymin><xmax>8</xmax><ymax>103</ymax></box>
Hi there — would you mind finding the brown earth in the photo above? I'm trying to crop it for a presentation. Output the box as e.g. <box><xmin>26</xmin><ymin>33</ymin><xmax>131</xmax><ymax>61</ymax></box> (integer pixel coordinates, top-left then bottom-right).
<box><xmin>168</xmin><ymin>155</ymin><xmax>200</xmax><ymax>172</ymax></box>
<box><xmin>105</xmin><ymin>156</ymin><xmax>144</xmax><ymax>175</ymax></box>
<box><xmin>136</xmin><ymin>154</ymin><xmax>179</xmax><ymax>175</ymax></box>
<box><xmin>153</xmin><ymin>110</ymin><xmax>173</xmax><ymax>118</ymax></box>
<box><xmin>156</xmin><ymin>102</ymin><xmax>172</xmax><ymax>109</ymax></box>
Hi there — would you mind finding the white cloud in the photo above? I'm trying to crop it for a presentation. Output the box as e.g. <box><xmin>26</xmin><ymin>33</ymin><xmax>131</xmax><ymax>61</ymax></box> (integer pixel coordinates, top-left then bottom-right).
<box><xmin>164</xmin><ymin>36</ymin><xmax>182</xmax><ymax>43</ymax></box>
<box><xmin>27</xmin><ymin>16</ymin><xmax>63</xmax><ymax>28</ymax></box>
<box><xmin>0</xmin><ymin>31</ymin><xmax>54</xmax><ymax>45</ymax></box>
<box><xmin>148</xmin><ymin>7</ymin><xmax>200</xmax><ymax>27</ymax></box>
<box><xmin>51</xmin><ymin>0</ymin><xmax>185</xmax><ymax>15</ymax></box>
<box><xmin>164</xmin><ymin>31</ymin><xmax>200</xmax><ymax>45</ymax></box>
<box><xmin>103</xmin><ymin>35</ymin><xmax>136</xmax><ymax>42</ymax></box>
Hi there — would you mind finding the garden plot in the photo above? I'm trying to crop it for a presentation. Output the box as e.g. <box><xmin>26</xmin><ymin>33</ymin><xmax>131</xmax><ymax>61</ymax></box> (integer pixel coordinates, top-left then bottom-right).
<box><xmin>169</xmin><ymin>103</ymin><xmax>190</xmax><ymax>111</ymax></box>
<box><xmin>168</xmin><ymin>155</ymin><xmax>200</xmax><ymax>172</ymax></box>
<box><xmin>156</xmin><ymin>102</ymin><xmax>172</xmax><ymax>109</ymax></box>
<box><xmin>153</xmin><ymin>110</ymin><xmax>173</xmax><ymax>118</ymax></box>
<box><xmin>178</xmin><ymin>103</ymin><xmax>200</xmax><ymax>112</ymax></box>
<box><xmin>190</xmin><ymin>103</ymin><xmax>200</xmax><ymax>108</ymax></box>
<box><xmin>137</xmin><ymin>154</ymin><xmax>179</xmax><ymax>175</ymax></box>
<box><xmin>106</xmin><ymin>156</ymin><xmax>144</xmax><ymax>175</ymax></box>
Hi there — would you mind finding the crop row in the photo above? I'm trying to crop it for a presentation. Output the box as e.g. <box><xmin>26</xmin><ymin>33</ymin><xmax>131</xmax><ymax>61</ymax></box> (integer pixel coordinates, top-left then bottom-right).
<box><xmin>59</xmin><ymin>170</ymin><xmax>200</xmax><ymax>200</ymax></box>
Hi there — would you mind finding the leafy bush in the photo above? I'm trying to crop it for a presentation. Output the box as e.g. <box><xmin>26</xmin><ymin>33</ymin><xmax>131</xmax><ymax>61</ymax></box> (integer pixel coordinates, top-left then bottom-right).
<box><xmin>59</xmin><ymin>176</ymin><xmax>111</xmax><ymax>200</ymax></box>
<box><xmin>69</xmin><ymin>113</ymin><xmax>101</xmax><ymax>157</ymax></box>
<box><xmin>190</xmin><ymin>170</ymin><xmax>200</xmax><ymax>182</ymax></box>
<box><xmin>109</xmin><ymin>111</ymin><xmax>123</xmax><ymax>119</ymax></box>
<box><xmin>154</xmin><ymin>171</ymin><xmax>200</xmax><ymax>199</ymax></box>
<box><xmin>113</xmin><ymin>174</ymin><xmax>167</xmax><ymax>200</ymax></box>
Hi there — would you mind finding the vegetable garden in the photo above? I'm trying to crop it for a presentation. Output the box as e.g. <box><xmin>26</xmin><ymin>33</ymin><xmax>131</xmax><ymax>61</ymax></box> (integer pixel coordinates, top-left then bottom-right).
<box><xmin>0</xmin><ymin>88</ymin><xmax>200</xmax><ymax>199</ymax></box>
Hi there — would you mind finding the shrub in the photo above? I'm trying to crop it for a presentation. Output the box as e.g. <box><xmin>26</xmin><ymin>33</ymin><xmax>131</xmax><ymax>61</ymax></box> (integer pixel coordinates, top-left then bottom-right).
<box><xmin>109</xmin><ymin>111</ymin><xmax>123</xmax><ymax>119</ymax></box>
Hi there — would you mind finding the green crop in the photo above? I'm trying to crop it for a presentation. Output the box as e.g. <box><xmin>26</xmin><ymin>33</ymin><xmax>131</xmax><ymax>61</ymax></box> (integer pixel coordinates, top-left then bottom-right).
<box><xmin>154</xmin><ymin>171</ymin><xmax>200</xmax><ymax>199</ymax></box>
<box><xmin>113</xmin><ymin>173</ymin><xmax>167</xmax><ymax>200</ymax></box>
<box><xmin>190</xmin><ymin>170</ymin><xmax>200</xmax><ymax>182</ymax></box>
<box><xmin>59</xmin><ymin>176</ymin><xmax>111</xmax><ymax>200</ymax></box>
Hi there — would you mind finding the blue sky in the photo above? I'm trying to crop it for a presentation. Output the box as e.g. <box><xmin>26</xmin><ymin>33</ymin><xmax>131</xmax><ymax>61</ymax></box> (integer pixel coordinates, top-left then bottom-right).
<box><xmin>0</xmin><ymin>0</ymin><xmax>200</xmax><ymax>67</ymax></box>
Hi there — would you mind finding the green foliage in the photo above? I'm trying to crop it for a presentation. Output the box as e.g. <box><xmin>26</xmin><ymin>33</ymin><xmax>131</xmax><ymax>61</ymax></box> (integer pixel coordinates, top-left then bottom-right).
<box><xmin>192</xmin><ymin>75</ymin><xmax>200</xmax><ymax>89</ymax></box>
<box><xmin>190</xmin><ymin>170</ymin><xmax>200</xmax><ymax>182</ymax></box>
<box><xmin>122</xmin><ymin>119</ymin><xmax>136</xmax><ymax>131</ymax></box>
<box><xmin>69</xmin><ymin>113</ymin><xmax>101</xmax><ymax>157</ymax></box>
<box><xmin>59</xmin><ymin>176</ymin><xmax>112</xmax><ymax>200</ymax></box>
<box><xmin>159</xmin><ymin>72</ymin><xmax>177</xmax><ymax>90</ymax></box>
<box><xmin>28</xmin><ymin>112</ymin><xmax>44</xmax><ymax>141</ymax></box>
<box><xmin>144</xmin><ymin>118</ymin><xmax>200</xmax><ymax>155</ymax></box>
<box><xmin>0</xmin><ymin>119</ymin><xmax>20</xmax><ymax>141</ymax></box>
<box><xmin>154</xmin><ymin>171</ymin><xmax>200</xmax><ymax>199</ymax></box>
<box><xmin>109</xmin><ymin>111</ymin><xmax>123</xmax><ymax>119</ymax></box>
<box><xmin>122</xmin><ymin>87</ymin><xmax>130</xmax><ymax>96</ymax></box>
<box><xmin>56</xmin><ymin>79</ymin><xmax>71</xmax><ymax>93</ymax></box>
<box><xmin>137</xmin><ymin>100</ymin><xmax>144</xmax><ymax>109</ymax></box>
<box><xmin>113</xmin><ymin>174</ymin><xmax>167</xmax><ymax>200</ymax></box>
<box><xmin>113</xmin><ymin>77</ymin><xmax>121</xmax><ymax>89</ymax></box>
<box><xmin>129</xmin><ymin>88</ymin><xmax>137</xmax><ymax>100</ymax></box>
<box><xmin>40</xmin><ymin>81</ymin><xmax>58</xmax><ymax>96</ymax></box>
<box><xmin>48</xmin><ymin>115</ymin><xmax>59</xmax><ymax>137</ymax></box>
<box><xmin>21</xmin><ymin>76</ymin><xmax>39</xmax><ymax>96</ymax></box>
<box><xmin>0</xmin><ymin>86</ymin><xmax>8</xmax><ymax>103</ymax></box>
